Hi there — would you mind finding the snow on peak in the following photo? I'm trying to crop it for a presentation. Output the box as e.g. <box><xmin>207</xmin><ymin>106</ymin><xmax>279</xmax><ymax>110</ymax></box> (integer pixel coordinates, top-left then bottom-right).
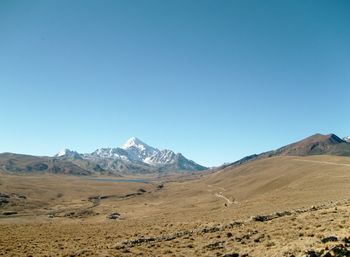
<box><xmin>55</xmin><ymin>137</ymin><xmax>206</xmax><ymax>172</ymax></box>
<box><xmin>121</xmin><ymin>137</ymin><xmax>158</xmax><ymax>161</ymax></box>
<box><xmin>344</xmin><ymin>136</ymin><xmax>350</xmax><ymax>143</ymax></box>
<box><xmin>122</xmin><ymin>137</ymin><xmax>144</xmax><ymax>149</ymax></box>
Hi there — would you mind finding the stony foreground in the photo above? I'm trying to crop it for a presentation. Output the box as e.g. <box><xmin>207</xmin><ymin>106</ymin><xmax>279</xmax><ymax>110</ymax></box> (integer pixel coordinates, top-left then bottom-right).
<box><xmin>1</xmin><ymin>199</ymin><xmax>350</xmax><ymax>257</ymax></box>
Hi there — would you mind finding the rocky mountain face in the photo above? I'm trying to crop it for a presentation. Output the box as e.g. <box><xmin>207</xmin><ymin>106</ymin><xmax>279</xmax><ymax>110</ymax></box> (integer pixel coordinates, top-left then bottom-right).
<box><xmin>229</xmin><ymin>133</ymin><xmax>350</xmax><ymax>167</ymax></box>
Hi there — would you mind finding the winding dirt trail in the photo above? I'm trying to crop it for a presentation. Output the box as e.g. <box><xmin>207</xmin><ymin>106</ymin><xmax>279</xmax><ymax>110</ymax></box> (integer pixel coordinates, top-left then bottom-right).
<box><xmin>208</xmin><ymin>185</ymin><xmax>237</xmax><ymax>205</ymax></box>
<box><xmin>214</xmin><ymin>192</ymin><xmax>233</xmax><ymax>205</ymax></box>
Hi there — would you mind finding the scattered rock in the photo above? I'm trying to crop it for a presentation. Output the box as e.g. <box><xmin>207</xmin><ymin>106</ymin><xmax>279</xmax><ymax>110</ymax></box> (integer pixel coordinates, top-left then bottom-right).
<box><xmin>343</xmin><ymin>237</ymin><xmax>350</xmax><ymax>244</ymax></box>
<box><xmin>252</xmin><ymin>233</ymin><xmax>264</xmax><ymax>243</ymax></box>
<box><xmin>0</xmin><ymin>197</ymin><xmax>9</xmax><ymax>205</ymax></box>
<box><xmin>56</xmin><ymin>192</ymin><xmax>64</xmax><ymax>198</ymax></box>
<box><xmin>63</xmin><ymin>210</ymin><xmax>97</xmax><ymax>218</ymax></box>
<box><xmin>310</xmin><ymin>206</ymin><xmax>318</xmax><ymax>211</ymax></box>
<box><xmin>88</xmin><ymin>195</ymin><xmax>100</xmax><ymax>201</ymax></box>
<box><xmin>322</xmin><ymin>236</ymin><xmax>338</xmax><ymax>244</ymax></box>
<box><xmin>136</xmin><ymin>188</ymin><xmax>147</xmax><ymax>195</ymax></box>
<box><xmin>204</xmin><ymin>241</ymin><xmax>224</xmax><ymax>250</ymax></box>
<box><xmin>275</xmin><ymin>211</ymin><xmax>292</xmax><ymax>217</ymax></box>
<box><xmin>64</xmin><ymin>212</ymin><xmax>76</xmax><ymax>217</ymax></box>
<box><xmin>0</xmin><ymin>193</ymin><xmax>10</xmax><ymax>198</ymax></box>
<box><xmin>127</xmin><ymin>237</ymin><xmax>156</xmax><ymax>245</ymax></box>
<box><xmin>222</xmin><ymin>253</ymin><xmax>239</xmax><ymax>257</ymax></box>
<box><xmin>324</xmin><ymin>244</ymin><xmax>350</xmax><ymax>256</ymax></box>
<box><xmin>107</xmin><ymin>212</ymin><xmax>121</xmax><ymax>220</ymax></box>
<box><xmin>200</xmin><ymin>226</ymin><xmax>221</xmax><ymax>234</ymax></box>
<box><xmin>303</xmin><ymin>250</ymin><xmax>319</xmax><ymax>257</ymax></box>
<box><xmin>125</xmin><ymin>193</ymin><xmax>138</xmax><ymax>197</ymax></box>
<box><xmin>2</xmin><ymin>211</ymin><xmax>17</xmax><ymax>215</ymax></box>
<box><xmin>309</xmin><ymin>244</ymin><xmax>350</xmax><ymax>257</ymax></box>
<box><xmin>252</xmin><ymin>215</ymin><xmax>273</xmax><ymax>222</ymax></box>
<box><xmin>234</xmin><ymin>235</ymin><xmax>243</xmax><ymax>242</ymax></box>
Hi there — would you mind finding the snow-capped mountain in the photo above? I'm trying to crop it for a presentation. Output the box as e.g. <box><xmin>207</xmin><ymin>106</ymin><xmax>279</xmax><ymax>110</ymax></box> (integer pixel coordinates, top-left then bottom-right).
<box><xmin>55</xmin><ymin>137</ymin><xmax>207</xmax><ymax>173</ymax></box>
<box><xmin>344</xmin><ymin>136</ymin><xmax>350</xmax><ymax>143</ymax></box>
<box><xmin>121</xmin><ymin>137</ymin><xmax>158</xmax><ymax>161</ymax></box>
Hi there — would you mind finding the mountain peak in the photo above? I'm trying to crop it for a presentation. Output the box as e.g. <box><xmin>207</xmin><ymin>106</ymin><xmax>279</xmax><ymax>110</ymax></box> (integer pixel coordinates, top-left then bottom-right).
<box><xmin>120</xmin><ymin>137</ymin><xmax>158</xmax><ymax>161</ymax></box>
<box><xmin>55</xmin><ymin>149</ymin><xmax>82</xmax><ymax>159</ymax></box>
<box><xmin>297</xmin><ymin>133</ymin><xmax>344</xmax><ymax>145</ymax></box>
<box><xmin>230</xmin><ymin>132</ymin><xmax>350</xmax><ymax>168</ymax></box>
<box><xmin>122</xmin><ymin>137</ymin><xmax>147</xmax><ymax>149</ymax></box>
<box><xmin>56</xmin><ymin>148</ymin><xmax>72</xmax><ymax>157</ymax></box>
<box><xmin>326</xmin><ymin>133</ymin><xmax>344</xmax><ymax>143</ymax></box>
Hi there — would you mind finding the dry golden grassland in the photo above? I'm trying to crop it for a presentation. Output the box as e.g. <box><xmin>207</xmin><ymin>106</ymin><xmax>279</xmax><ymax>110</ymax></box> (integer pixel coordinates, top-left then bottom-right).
<box><xmin>1</xmin><ymin>155</ymin><xmax>350</xmax><ymax>256</ymax></box>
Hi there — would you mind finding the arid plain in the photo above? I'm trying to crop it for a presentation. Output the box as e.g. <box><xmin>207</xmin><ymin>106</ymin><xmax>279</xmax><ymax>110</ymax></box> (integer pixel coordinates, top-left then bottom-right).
<box><xmin>2</xmin><ymin>155</ymin><xmax>350</xmax><ymax>256</ymax></box>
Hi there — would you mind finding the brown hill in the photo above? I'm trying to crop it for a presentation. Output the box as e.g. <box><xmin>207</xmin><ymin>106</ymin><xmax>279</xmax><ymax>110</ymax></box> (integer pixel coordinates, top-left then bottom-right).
<box><xmin>275</xmin><ymin>133</ymin><xmax>347</xmax><ymax>155</ymax></box>
<box><xmin>230</xmin><ymin>133</ymin><xmax>350</xmax><ymax>167</ymax></box>
<box><xmin>0</xmin><ymin>153</ymin><xmax>91</xmax><ymax>175</ymax></box>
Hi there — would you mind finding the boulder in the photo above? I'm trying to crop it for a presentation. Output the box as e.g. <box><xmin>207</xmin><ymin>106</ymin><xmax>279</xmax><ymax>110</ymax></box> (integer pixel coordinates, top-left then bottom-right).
<box><xmin>0</xmin><ymin>197</ymin><xmax>9</xmax><ymax>205</ymax></box>
<box><xmin>321</xmin><ymin>236</ymin><xmax>338</xmax><ymax>244</ymax></box>
<box><xmin>107</xmin><ymin>212</ymin><xmax>120</xmax><ymax>220</ymax></box>
<box><xmin>2</xmin><ymin>211</ymin><xmax>17</xmax><ymax>215</ymax></box>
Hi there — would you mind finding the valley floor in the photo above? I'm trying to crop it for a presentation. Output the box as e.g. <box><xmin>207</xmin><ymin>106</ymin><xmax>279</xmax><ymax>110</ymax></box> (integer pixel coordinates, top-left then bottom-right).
<box><xmin>1</xmin><ymin>155</ymin><xmax>350</xmax><ymax>257</ymax></box>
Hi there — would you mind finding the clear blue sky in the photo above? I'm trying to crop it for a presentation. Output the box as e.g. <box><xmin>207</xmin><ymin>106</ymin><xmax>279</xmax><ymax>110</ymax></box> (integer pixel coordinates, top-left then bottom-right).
<box><xmin>0</xmin><ymin>0</ymin><xmax>349</xmax><ymax>166</ymax></box>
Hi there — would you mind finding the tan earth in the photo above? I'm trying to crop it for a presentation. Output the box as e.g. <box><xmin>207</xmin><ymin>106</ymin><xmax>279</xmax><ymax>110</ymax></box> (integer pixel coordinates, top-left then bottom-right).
<box><xmin>1</xmin><ymin>155</ymin><xmax>350</xmax><ymax>256</ymax></box>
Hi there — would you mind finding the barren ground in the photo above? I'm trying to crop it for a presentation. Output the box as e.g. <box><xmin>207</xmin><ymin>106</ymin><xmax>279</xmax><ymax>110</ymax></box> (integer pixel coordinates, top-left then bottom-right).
<box><xmin>1</xmin><ymin>155</ymin><xmax>350</xmax><ymax>257</ymax></box>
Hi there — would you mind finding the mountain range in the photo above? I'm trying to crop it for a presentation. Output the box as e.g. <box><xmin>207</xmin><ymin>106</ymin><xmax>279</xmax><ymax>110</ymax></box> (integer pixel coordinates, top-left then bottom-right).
<box><xmin>0</xmin><ymin>137</ymin><xmax>207</xmax><ymax>175</ymax></box>
<box><xmin>57</xmin><ymin>137</ymin><xmax>207</xmax><ymax>173</ymax></box>
<box><xmin>0</xmin><ymin>134</ymin><xmax>349</xmax><ymax>176</ymax></box>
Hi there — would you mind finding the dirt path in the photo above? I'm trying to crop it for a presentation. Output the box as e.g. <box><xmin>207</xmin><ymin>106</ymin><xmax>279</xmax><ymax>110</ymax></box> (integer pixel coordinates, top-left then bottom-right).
<box><xmin>214</xmin><ymin>192</ymin><xmax>233</xmax><ymax>205</ymax></box>
<box><xmin>207</xmin><ymin>185</ymin><xmax>237</xmax><ymax>205</ymax></box>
